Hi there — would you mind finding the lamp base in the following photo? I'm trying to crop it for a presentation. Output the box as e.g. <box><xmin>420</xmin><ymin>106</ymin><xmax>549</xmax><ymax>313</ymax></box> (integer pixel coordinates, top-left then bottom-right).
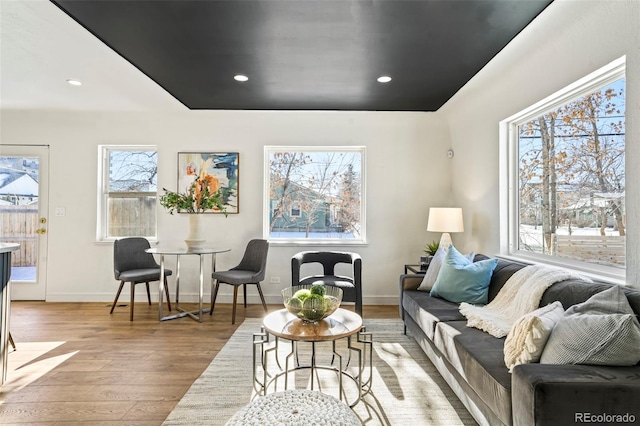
<box><xmin>439</xmin><ymin>232</ymin><xmax>453</xmax><ymax>251</ymax></box>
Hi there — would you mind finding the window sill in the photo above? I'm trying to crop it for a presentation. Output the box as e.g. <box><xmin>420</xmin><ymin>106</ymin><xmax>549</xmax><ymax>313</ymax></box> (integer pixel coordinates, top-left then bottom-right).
<box><xmin>267</xmin><ymin>239</ymin><xmax>368</xmax><ymax>248</ymax></box>
<box><xmin>95</xmin><ymin>238</ymin><xmax>159</xmax><ymax>245</ymax></box>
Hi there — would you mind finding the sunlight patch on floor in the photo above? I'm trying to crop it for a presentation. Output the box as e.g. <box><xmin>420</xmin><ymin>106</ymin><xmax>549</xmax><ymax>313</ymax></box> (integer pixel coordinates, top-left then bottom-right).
<box><xmin>1</xmin><ymin>341</ymin><xmax>74</xmax><ymax>397</ymax></box>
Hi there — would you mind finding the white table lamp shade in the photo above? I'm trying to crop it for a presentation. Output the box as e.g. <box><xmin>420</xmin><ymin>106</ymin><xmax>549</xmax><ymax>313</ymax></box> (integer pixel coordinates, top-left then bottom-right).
<box><xmin>427</xmin><ymin>207</ymin><xmax>464</xmax><ymax>249</ymax></box>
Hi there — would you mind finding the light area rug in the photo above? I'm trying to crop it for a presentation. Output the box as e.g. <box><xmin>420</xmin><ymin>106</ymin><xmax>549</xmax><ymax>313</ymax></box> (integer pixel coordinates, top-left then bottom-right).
<box><xmin>163</xmin><ymin>318</ymin><xmax>477</xmax><ymax>426</ymax></box>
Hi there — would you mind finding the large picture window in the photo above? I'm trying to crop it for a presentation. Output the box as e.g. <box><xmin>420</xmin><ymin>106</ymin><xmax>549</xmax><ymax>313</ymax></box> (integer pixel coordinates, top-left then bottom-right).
<box><xmin>264</xmin><ymin>146</ymin><xmax>365</xmax><ymax>244</ymax></box>
<box><xmin>98</xmin><ymin>146</ymin><xmax>158</xmax><ymax>241</ymax></box>
<box><xmin>501</xmin><ymin>58</ymin><xmax>625</xmax><ymax>278</ymax></box>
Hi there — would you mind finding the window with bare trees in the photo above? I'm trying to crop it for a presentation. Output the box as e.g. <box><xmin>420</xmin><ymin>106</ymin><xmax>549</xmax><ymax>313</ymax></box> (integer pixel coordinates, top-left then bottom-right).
<box><xmin>98</xmin><ymin>146</ymin><xmax>158</xmax><ymax>241</ymax></box>
<box><xmin>501</xmin><ymin>57</ymin><xmax>625</xmax><ymax>278</ymax></box>
<box><xmin>264</xmin><ymin>146</ymin><xmax>365</xmax><ymax>244</ymax></box>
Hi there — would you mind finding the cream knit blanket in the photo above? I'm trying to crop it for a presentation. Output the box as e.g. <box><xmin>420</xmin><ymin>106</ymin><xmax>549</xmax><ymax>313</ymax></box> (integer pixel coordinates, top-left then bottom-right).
<box><xmin>459</xmin><ymin>264</ymin><xmax>591</xmax><ymax>338</ymax></box>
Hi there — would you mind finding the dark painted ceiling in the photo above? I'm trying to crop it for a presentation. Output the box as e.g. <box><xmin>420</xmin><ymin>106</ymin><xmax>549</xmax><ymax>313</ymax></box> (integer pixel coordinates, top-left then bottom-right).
<box><xmin>51</xmin><ymin>0</ymin><xmax>552</xmax><ymax>112</ymax></box>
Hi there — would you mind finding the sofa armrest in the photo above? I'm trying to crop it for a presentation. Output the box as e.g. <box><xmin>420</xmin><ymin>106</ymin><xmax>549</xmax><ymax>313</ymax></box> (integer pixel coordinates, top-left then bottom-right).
<box><xmin>512</xmin><ymin>363</ymin><xmax>640</xmax><ymax>426</ymax></box>
<box><xmin>398</xmin><ymin>274</ymin><xmax>424</xmax><ymax>319</ymax></box>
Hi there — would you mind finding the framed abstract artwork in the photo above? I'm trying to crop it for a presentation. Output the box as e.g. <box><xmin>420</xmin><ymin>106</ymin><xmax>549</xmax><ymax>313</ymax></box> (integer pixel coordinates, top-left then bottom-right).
<box><xmin>178</xmin><ymin>152</ymin><xmax>239</xmax><ymax>213</ymax></box>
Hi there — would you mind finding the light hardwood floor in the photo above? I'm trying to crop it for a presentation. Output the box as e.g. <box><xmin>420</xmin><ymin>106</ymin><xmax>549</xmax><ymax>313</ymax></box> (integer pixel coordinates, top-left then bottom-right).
<box><xmin>1</xmin><ymin>301</ymin><xmax>398</xmax><ymax>425</ymax></box>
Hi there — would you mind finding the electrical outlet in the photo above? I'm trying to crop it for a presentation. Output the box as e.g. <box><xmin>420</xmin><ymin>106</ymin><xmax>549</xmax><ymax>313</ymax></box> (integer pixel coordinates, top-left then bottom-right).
<box><xmin>270</xmin><ymin>276</ymin><xmax>281</xmax><ymax>284</ymax></box>
<box><xmin>55</xmin><ymin>207</ymin><xmax>66</xmax><ymax>217</ymax></box>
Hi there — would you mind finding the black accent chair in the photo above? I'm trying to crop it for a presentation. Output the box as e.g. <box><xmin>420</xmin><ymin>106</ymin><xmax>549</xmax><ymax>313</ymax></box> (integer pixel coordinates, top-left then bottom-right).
<box><xmin>291</xmin><ymin>251</ymin><xmax>362</xmax><ymax>316</ymax></box>
<box><xmin>110</xmin><ymin>237</ymin><xmax>172</xmax><ymax>321</ymax></box>
<box><xmin>210</xmin><ymin>239</ymin><xmax>269</xmax><ymax>324</ymax></box>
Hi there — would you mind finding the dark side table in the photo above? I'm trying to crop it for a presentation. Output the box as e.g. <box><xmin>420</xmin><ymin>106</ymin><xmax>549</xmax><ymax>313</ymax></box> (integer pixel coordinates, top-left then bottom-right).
<box><xmin>404</xmin><ymin>264</ymin><xmax>428</xmax><ymax>274</ymax></box>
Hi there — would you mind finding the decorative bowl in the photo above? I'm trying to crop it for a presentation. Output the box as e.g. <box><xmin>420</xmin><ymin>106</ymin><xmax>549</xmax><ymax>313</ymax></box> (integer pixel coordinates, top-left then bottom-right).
<box><xmin>282</xmin><ymin>284</ymin><xmax>343</xmax><ymax>323</ymax></box>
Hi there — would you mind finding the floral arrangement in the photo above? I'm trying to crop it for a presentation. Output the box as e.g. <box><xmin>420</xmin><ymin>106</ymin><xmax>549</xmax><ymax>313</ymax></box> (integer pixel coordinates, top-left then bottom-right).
<box><xmin>160</xmin><ymin>163</ymin><xmax>227</xmax><ymax>215</ymax></box>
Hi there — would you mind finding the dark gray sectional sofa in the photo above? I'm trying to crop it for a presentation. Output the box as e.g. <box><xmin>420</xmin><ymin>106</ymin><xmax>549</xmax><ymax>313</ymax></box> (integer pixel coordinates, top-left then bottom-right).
<box><xmin>399</xmin><ymin>255</ymin><xmax>640</xmax><ymax>426</ymax></box>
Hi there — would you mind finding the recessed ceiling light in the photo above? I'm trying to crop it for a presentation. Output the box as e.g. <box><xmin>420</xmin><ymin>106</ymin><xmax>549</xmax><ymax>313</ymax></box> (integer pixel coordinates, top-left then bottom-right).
<box><xmin>377</xmin><ymin>76</ymin><xmax>392</xmax><ymax>83</ymax></box>
<box><xmin>66</xmin><ymin>79</ymin><xmax>82</xmax><ymax>86</ymax></box>
<box><xmin>234</xmin><ymin>74</ymin><xmax>249</xmax><ymax>82</ymax></box>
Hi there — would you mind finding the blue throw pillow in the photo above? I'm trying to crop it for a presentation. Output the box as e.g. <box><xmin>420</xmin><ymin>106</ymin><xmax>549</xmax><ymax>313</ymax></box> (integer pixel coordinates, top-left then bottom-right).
<box><xmin>430</xmin><ymin>246</ymin><xmax>498</xmax><ymax>305</ymax></box>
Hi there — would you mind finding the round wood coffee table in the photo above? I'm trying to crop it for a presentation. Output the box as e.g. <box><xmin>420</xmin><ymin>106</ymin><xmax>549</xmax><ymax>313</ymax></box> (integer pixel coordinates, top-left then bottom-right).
<box><xmin>253</xmin><ymin>308</ymin><xmax>373</xmax><ymax>407</ymax></box>
<box><xmin>263</xmin><ymin>307</ymin><xmax>363</xmax><ymax>341</ymax></box>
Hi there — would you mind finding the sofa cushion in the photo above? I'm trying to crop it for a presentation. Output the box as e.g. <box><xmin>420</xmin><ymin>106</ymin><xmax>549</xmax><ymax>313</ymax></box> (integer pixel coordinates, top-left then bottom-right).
<box><xmin>402</xmin><ymin>290</ymin><xmax>464</xmax><ymax>339</ymax></box>
<box><xmin>540</xmin><ymin>286</ymin><xmax>640</xmax><ymax>366</ymax></box>
<box><xmin>433</xmin><ymin>321</ymin><xmax>512</xmax><ymax>425</ymax></box>
<box><xmin>430</xmin><ymin>247</ymin><xmax>498</xmax><ymax>304</ymax></box>
<box><xmin>540</xmin><ymin>279</ymin><xmax>640</xmax><ymax>315</ymax></box>
<box><xmin>485</xmin><ymin>258</ymin><xmax>528</xmax><ymax>303</ymax></box>
<box><xmin>512</xmin><ymin>363</ymin><xmax>640</xmax><ymax>426</ymax></box>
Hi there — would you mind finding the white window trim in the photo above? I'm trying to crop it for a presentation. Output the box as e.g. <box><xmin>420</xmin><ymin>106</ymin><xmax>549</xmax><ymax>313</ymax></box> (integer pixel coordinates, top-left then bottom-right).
<box><xmin>499</xmin><ymin>56</ymin><xmax>626</xmax><ymax>282</ymax></box>
<box><xmin>263</xmin><ymin>145</ymin><xmax>367</xmax><ymax>246</ymax></box>
<box><xmin>96</xmin><ymin>145</ymin><xmax>158</xmax><ymax>243</ymax></box>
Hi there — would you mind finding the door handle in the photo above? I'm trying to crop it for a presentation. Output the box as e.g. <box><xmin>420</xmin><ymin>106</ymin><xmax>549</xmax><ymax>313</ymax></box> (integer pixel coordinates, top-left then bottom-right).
<box><xmin>36</xmin><ymin>228</ymin><xmax>47</xmax><ymax>235</ymax></box>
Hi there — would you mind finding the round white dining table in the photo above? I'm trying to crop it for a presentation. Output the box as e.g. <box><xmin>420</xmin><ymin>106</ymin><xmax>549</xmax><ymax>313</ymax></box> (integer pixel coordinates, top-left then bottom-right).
<box><xmin>146</xmin><ymin>247</ymin><xmax>230</xmax><ymax>322</ymax></box>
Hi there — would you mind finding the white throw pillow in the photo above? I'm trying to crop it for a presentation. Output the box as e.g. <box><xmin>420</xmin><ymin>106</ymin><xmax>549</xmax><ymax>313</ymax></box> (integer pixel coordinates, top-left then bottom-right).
<box><xmin>504</xmin><ymin>301</ymin><xmax>564</xmax><ymax>372</ymax></box>
<box><xmin>417</xmin><ymin>246</ymin><xmax>445</xmax><ymax>291</ymax></box>
<box><xmin>540</xmin><ymin>286</ymin><xmax>640</xmax><ymax>366</ymax></box>
<box><xmin>417</xmin><ymin>245</ymin><xmax>474</xmax><ymax>292</ymax></box>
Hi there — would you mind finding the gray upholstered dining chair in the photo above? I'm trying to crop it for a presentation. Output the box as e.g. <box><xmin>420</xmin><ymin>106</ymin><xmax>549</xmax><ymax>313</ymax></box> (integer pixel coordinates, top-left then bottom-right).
<box><xmin>291</xmin><ymin>251</ymin><xmax>363</xmax><ymax>316</ymax></box>
<box><xmin>110</xmin><ymin>237</ymin><xmax>172</xmax><ymax>321</ymax></box>
<box><xmin>210</xmin><ymin>239</ymin><xmax>269</xmax><ymax>324</ymax></box>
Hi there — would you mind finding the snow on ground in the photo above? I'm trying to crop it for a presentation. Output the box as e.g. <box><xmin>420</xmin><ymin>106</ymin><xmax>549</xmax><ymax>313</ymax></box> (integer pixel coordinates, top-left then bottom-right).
<box><xmin>520</xmin><ymin>224</ymin><xmax>622</xmax><ymax>252</ymax></box>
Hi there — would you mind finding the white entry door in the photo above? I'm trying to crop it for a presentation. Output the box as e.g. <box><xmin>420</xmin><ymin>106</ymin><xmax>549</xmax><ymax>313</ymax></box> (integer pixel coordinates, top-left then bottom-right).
<box><xmin>0</xmin><ymin>145</ymin><xmax>49</xmax><ymax>300</ymax></box>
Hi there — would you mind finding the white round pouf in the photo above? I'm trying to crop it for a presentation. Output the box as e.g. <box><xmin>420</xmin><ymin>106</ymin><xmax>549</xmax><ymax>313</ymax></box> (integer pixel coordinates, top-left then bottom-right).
<box><xmin>226</xmin><ymin>389</ymin><xmax>361</xmax><ymax>426</ymax></box>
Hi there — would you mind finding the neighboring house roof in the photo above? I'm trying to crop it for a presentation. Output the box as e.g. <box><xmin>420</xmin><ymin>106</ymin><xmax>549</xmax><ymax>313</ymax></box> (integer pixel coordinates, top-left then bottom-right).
<box><xmin>269</xmin><ymin>173</ymin><xmax>334</xmax><ymax>204</ymax></box>
<box><xmin>563</xmin><ymin>192</ymin><xmax>625</xmax><ymax>210</ymax></box>
<box><xmin>0</xmin><ymin>170</ymin><xmax>39</xmax><ymax>197</ymax></box>
<box><xmin>593</xmin><ymin>192</ymin><xmax>625</xmax><ymax>200</ymax></box>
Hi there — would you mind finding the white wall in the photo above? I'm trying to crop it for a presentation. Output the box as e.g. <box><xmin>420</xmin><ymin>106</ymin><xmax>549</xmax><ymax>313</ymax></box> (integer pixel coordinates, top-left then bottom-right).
<box><xmin>1</xmin><ymin>110</ymin><xmax>451</xmax><ymax>303</ymax></box>
<box><xmin>6</xmin><ymin>0</ymin><xmax>638</xmax><ymax>303</ymax></box>
<box><xmin>440</xmin><ymin>0</ymin><xmax>640</xmax><ymax>287</ymax></box>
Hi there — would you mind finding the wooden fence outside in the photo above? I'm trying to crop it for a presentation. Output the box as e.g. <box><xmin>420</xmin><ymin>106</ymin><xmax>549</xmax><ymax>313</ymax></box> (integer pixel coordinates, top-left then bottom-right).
<box><xmin>0</xmin><ymin>206</ymin><xmax>38</xmax><ymax>267</ymax></box>
<box><xmin>1</xmin><ymin>199</ymin><xmax>156</xmax><ymax>267</ymax></box>
<box><xmin>556</xmin><ymin>235</ymin><xmax>625</xmax><ymax>267</ymax></box>
<box><xmin>108</xmin><ymin>198</ymin><xmax>156</xmax><ymax>238</ymax></box>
